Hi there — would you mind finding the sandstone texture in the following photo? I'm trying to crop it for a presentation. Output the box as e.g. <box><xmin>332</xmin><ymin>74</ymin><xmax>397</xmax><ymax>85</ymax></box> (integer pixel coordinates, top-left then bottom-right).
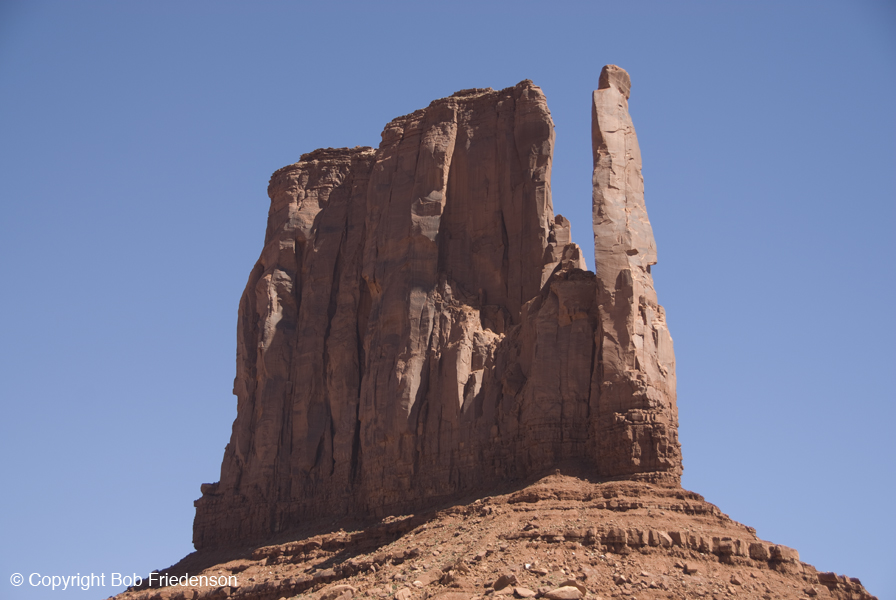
<box><xmin>194</xmin><ymin>71</ymin><xmax>680</xmax><ymax>550</ymax></box>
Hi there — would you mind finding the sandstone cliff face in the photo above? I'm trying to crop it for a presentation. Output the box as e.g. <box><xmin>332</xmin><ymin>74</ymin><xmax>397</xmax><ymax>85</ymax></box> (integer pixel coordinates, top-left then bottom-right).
<box><xmin>194</xmin><ymin>70</ymin><xmax>681</xmax><ymax>550</ymax></box>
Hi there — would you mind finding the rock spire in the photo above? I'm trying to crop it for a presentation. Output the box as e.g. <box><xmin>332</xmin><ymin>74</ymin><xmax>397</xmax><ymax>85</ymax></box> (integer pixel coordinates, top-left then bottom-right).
<box><xmin>193</xmin><ymin>69</ymin><xmax>681</xmax><ymax>550</ymax></box>
<box><xmin>591</xmin><ymin>64</ymin><xmax>681</xmax><ymax>479</ymax></box>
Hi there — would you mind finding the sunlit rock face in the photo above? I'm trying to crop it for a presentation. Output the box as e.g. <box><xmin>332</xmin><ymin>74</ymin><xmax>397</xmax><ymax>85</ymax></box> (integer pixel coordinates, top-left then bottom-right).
<box><xmin>193</xmin><ymin>68</ymin><xmax>680</xmax><ymax>550</ymax></box>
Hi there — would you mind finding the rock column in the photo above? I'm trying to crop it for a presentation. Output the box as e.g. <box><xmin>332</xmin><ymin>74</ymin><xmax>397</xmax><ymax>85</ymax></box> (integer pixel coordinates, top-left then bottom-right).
<box><xmin>591</xmin><ymin>65</ymin><xmax>682</xmax><ymax>481</ymax></box>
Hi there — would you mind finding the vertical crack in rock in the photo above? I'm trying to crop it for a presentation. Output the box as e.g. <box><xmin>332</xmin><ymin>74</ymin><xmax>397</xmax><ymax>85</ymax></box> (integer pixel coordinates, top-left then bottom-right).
<box><xmin>193</xmin><ymin>71</ymin><xmax>682</xmax><ymax>550</ymax></box>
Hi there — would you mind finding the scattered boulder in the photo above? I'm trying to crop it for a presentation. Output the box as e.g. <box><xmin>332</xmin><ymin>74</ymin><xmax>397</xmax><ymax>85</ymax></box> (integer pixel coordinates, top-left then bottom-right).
<box><xmin>558</xmin><ymin>580</ymin><xmax>587</xmax><ymax>595</ymax></box>
<box><xmin>544</xmin><ymin>586</ymin><xmax>582</xmax><ymax>600</ymax></box>
<box><xmin>320</xmin><ymin>585</ymin><xmax>356</xmax><ymax>600</ymax></box>
<box><xmin>430</xmin><ymin>594</ymin><xmax>474</xmax><ymax>600</ymax></box>
<box><xmin>493</xmin><ymin>574</ymin><xmax>519</xmax><ymax>591</ymax></box>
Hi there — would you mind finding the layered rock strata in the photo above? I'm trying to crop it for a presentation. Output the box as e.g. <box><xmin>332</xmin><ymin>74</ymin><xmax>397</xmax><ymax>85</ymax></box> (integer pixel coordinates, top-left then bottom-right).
<box><xmin>127</xmin><ymin>476</ymin><xmax>877</xmax><ymax>600</ymax></box>
<box><xmin>194</xmin><ymin>68</ymin><xmax>681</xmax><ymax>550</ymax></box>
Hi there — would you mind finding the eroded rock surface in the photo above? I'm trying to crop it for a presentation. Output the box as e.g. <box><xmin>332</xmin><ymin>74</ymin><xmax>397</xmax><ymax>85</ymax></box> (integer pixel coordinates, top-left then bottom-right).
<box><xmin>194</xmin><ymin>72</ymin><xmax>681</xmax><ymax>551</ymax></box>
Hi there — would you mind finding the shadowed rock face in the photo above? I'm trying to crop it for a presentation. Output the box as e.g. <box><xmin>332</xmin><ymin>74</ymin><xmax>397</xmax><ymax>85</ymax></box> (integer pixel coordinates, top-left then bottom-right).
<box><xmin>193</xmin><ymin>69</ymin><xmax>681</xmax><ymax>550</ymax></box>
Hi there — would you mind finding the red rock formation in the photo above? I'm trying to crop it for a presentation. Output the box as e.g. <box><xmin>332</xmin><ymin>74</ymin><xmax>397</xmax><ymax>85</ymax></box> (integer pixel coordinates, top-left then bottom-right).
<box><xmin>193</xmin><ymin>70</ymin><xmax>681</xmax><ymax>550</ymax></box>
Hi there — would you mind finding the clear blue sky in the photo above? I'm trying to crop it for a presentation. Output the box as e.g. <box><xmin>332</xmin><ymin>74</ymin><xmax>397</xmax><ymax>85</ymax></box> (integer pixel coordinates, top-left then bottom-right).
<box><xmin>1</xmin><ymin>1</ymin><xmax>893</xmax><ymax>598</ymax></box>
